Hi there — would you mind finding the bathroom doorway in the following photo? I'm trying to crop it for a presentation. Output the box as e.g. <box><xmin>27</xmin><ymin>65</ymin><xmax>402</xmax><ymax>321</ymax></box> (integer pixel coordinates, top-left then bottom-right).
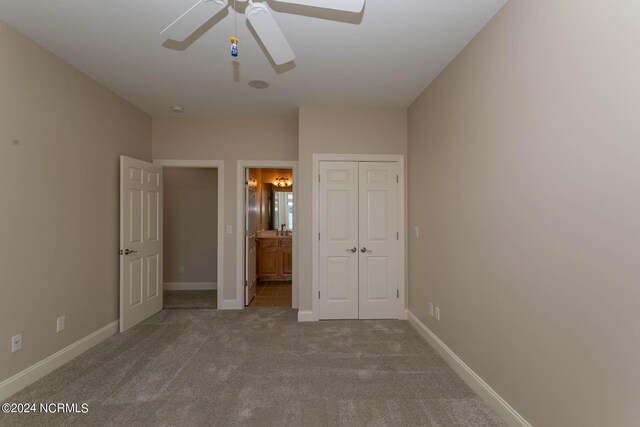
<box><xmin>237</xmin><ymin>161</ymin><xmax>298</xmax><ymax>309</ymax></box>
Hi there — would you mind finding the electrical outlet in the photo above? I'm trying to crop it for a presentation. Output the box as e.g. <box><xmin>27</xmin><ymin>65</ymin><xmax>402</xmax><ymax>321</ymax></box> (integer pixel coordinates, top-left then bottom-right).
<box><xmin>226</xmin><ymin>225</ymin><xmax>233</xmax><ymax>234</ymax></box>
<box><xmin>428</xmin><ymin>303</ymin><xmax>434</xmax><ymax>317</ymax></box>
<box><xmin>178</xmin><ymin>265</ymin><xmax>185</xmax><ymax>274</ymax></box>
<box><xmin>414</xmin><ymin>226</ymin><xmax>420</xmax><ymax>238</ymax></box>
<box><xmin>11</xmin><ymin>334</ymin><xmax>22</xmax><ymax>353</ymax></box>
<box><xmin>56</xmin><ymin>316</ymin><xmax>65</xmax><ymax>333</ymax></box>
<box><xmin>435</xmin><ymin>306</ymin><xmax>441</xmax><ymax>321</ymax></box>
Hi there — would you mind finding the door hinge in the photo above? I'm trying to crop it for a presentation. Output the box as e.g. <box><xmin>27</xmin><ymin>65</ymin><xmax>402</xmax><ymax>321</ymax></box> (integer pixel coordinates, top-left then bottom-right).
<box><xmin>245</xmin><ymin>280</ymin><xmax>248</xmax><ymax>287</ymax></box>
<box><xmin>318</xmin><ymin>233</ymin><xmax>321</xmax><ymax>241</ymax></box>
<box><xmin>396</xmin><ymin>175</ymin><xmax>399</xmax><ymax>183</ymax></box>
<box><xmin>318</xmin><ymin>291</ymin><xmax>321</xmax><ymax>299</ymax></box>
<box><xmin>318</xmin><ymin>174</ymin><xmax>321</xmax><ymax>183</ymax></box>
<box><xmin>397</xmin><ymin>232</ymin><xmax>399</xmax><ymax>240</ymax></box>
<box><xmin>119</xmin><ymin>249</ymin><xmax>123</xmax><ymax>255</ymax></box>
<box><xmin>397</xmin><ymin>289</ymin><xmax>400</xmax><ymax>298</ymax></box>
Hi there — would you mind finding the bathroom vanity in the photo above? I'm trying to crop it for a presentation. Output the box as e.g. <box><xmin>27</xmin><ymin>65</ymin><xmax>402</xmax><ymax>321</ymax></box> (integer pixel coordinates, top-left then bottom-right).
<box><xmin>256</xmin><ymin>231</ymin><xmax>292</xmax><ymax>281</ymax></box>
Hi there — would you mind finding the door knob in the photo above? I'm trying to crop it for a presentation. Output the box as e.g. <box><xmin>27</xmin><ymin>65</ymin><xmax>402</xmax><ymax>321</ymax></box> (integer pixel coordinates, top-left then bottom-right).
<box><xmin>124</xmin><ymin>249</ymin><xmax>138</xmax><ymax>255</ymax></box>
<box><xmin>349</xmin><ymin>247</ymin><xmax>357</xmax><ymax>253</ymax></box>
<box><xmin>360</xmin><ymin>247</ymin><xmax>371</xmax><ymax>253</ymax></box>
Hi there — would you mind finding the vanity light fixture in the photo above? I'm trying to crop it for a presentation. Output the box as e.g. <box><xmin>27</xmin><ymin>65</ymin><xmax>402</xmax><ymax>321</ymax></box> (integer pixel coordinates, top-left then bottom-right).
<box><xmin>273</xmin><ymin>176</ymin><xmax>291</xmax><ymax>188</ymax></box>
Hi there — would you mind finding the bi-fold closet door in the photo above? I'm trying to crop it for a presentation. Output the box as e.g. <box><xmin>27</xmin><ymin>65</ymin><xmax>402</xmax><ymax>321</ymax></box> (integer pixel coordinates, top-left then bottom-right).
<box><xmin>319</xmin><ymin>161</ymin><xmax>399</xmax><ymax>320</ymax></box>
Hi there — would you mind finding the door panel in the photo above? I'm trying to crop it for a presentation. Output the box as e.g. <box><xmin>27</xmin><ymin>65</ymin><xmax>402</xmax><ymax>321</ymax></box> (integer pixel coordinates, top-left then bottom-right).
<box><xmin>319</xmin><ymin>162</ymin><xmax>359</xmax><ymax>319</ymax></box>
<box><xmin>245</xmin><ymin>169</ymin><xmax>258</xmax><ymax>305</ymax></box>
<box><xmin>281</xmin><ymin>243</ymin><xmax>293</xmax><ymax>276</ymax></box>
<box><xmin>358</xmin><ymin>162</ymin><xmax>399</xmax><ymax>319</ymax></box>
<box><xmin>120</xmin><ymin>156</ymin><xmax>163</xmax><ymax>332</ymax></box>
<box><xmin>258</xmin><ymin>245</ymin><xmax>281</xmax><ymax>277</ymax></box>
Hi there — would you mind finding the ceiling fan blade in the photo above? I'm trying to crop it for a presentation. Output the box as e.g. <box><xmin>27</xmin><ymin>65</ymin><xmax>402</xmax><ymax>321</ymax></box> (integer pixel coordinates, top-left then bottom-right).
<box><xmin>246</xmin><ymin>3</ymin><xmax>295</xmax><ymax>65</ymax></box>
<box><xmin>271</xmin><ymin>0</ymin><xmax>364</xmax><ymax>13</ymax></box>
<box><xmin>161</xmin><ymin>0</ymin><xmax>229</xmax><ymax>41</ymax></box>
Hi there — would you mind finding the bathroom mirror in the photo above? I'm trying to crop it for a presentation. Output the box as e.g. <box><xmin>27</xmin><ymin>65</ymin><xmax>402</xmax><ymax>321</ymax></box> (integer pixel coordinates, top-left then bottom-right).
<box><xmin>264</xmin><ymin>184</ymin><xmax>293</xmax><ymax>230</ymax></box>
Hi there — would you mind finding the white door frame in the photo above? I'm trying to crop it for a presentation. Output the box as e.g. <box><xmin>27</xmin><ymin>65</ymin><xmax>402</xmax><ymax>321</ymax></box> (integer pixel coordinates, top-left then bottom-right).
<box><xmin>236</xmin><ymin>160</ymin><xmax>299</xmax><ymax>309</ymax></box>
<box><xmin>311</xmin><ymin>154</ymin><xmax>407</xmax><ymax>321</ymax></box>
<box><xmin>154</xmin><ymin>159</ymin><xmax>225</xmax><ymax>310</ymax></box>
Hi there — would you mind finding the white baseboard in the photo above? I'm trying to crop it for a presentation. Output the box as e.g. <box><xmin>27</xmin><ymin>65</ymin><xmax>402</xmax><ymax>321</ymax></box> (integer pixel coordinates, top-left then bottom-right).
<box><xmin>218</xmin><ymin>299</ymin><xmax>241</xmax><ymax>310</ymax></box>
<box><xmin>163</xmin><ymin>282</ymin><xmax>217</xmax><ymax>291</ymax></box>
<box><xmin>407</xmin><ymin>311</ymin><xmax>531</xmax><ymax>427</ymax></box>
<box><xmin>297</xmin><ymin>310</ymin><xmax>316</xmax><ymax>322</ymax></box>
<box><xmin>0</xmin><ymin>320</ymin><xmax>119</xmax><ymax>402</ymax></box>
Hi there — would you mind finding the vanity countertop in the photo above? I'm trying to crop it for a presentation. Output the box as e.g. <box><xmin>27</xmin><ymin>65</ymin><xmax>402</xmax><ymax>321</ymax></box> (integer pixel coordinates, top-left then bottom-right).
<box><xmin>256</xmin><ymin>231</ymin><xmax>292</xmax><ymax>239</ymax></box>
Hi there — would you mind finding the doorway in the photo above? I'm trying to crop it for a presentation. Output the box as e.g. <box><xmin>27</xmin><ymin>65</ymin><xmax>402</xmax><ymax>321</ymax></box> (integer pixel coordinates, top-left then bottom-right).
<box><xmin>162</xmin><ymin>167</ymin><xmax>219</xmax><ymax>309</ymax></box>
<box><xmin>155</xmin><ymin>160</ymin><xmax>225</xmax><ymax>310</ymax></box>
<box><xmin>237</xmin><ymin>161</ymin><xmax>298</xmax><ymax>309</ymax></box>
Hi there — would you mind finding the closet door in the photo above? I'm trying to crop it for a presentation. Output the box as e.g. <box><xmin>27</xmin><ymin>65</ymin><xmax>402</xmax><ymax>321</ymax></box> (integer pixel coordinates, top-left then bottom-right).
<box><xmin>358</xmin><ymin>162</ymin><xmax>399</xmax><ymax>319</ymax></box>
<box><xmin>319</xmin><ymin>162</ymin><xmax>359</xmax><ymax>319</ymax></box>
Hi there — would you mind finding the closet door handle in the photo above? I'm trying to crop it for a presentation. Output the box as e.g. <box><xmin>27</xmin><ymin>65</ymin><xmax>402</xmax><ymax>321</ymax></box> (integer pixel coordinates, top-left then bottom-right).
<box><xmin>348</xmin><ymin>247</ymin><xmax>357</xmax><ymax>253</ymax></box>
<box><xmin>360</xmin><ymin>247</ymin><xmax>372</xmax><ymax>253</ymax></box>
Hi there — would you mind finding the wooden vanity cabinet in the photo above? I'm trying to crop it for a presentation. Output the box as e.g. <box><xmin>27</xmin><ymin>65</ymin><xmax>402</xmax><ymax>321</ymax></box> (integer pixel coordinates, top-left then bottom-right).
<box><xmin>257</xmin><ymin>238</ymin><xmax>292</xmax><ymax>280</ymax></box>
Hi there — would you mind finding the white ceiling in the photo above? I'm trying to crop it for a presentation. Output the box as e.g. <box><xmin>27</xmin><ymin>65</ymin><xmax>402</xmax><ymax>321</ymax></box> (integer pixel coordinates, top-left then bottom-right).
<box><xmin>0</xmin><ymin>0</ymin><xmax>506</xmax><ymax>117</ymax></box>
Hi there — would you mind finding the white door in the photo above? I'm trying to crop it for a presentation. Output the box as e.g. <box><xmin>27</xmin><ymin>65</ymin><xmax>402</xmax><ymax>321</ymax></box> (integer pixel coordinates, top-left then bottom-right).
<box><xmin>120</xmin><ymin>156</ymin><xmax>163</xmax><ymax>332</ymax></box>
<box><xmin>245</xmin><ymin>169</ymin><xmax>258</xmax><ymax>305</ymax></box>
<box><xmin>318</xmin><ymin>161</ymin><xmax>400</xmax><ymax>320</ymax></box>
<box><xmin>319</xmin><ymin>162</ymin><xmax>359</xmax><ymax>319</ymax></box>
<box><xmin>358</xmin><ymin>162</ymin><xmax>399</xmax><ymax>319</ymax></box>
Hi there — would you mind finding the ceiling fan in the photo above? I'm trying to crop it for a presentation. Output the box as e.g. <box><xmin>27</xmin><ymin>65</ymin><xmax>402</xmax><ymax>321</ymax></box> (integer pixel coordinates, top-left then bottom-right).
<box><xmin>161</xmin><ymin>0</ymin><xmax>365</xmax><ymax>65</ymax></box>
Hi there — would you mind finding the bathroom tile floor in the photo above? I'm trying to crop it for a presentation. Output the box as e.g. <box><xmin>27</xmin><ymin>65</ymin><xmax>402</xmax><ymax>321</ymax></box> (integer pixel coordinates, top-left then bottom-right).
<box><xmin>249</xmin><ymin>281</ymin><xmax>292</xmax><ymax>308</ymax></box>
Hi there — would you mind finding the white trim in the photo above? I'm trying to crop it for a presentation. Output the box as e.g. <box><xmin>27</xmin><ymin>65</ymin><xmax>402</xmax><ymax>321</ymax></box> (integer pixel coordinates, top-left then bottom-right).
<box><xmin>218</xmin><ymin>299</ymin><xmax>240</xmax><ymax>310</ymax></box>
<box><xmin>407</xmin><ymin>311</ymin><xmax>531</xmax><ymax>427</ymax></box>
<box><xmin>163</xmin><ymin>282</ymin><xmax>217</xmax><ymax>291</ymax></box>
<box><xmin>236</xmin><ymin>160</ymin><xmax>299</xmax><ymax>310</ymax></box>
<box><xmin>0</xmin><ymin>320</ymin><xmax>119</xmax><ymax>402</ymax></box>
<box><xmin>297</xmin><ymin>310</ymin><xmax>316</xmax><ymax>322</ymax></box>
<box><xmin>312</xmin><ymin>154</ymin><xmax>407</xmax><ymax>321</ymax></box>
<box><xmin>154</xmin><ymin>159</ymin><xmax>225</xmax><ymax>310</ymax></box>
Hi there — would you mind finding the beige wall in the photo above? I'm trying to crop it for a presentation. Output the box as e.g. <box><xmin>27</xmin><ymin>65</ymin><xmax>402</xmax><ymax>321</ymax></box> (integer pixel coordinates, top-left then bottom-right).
<box><xmin>407</xmin><ymin>1</ymin><xmax>640</xmax><ymax>426</ymax></box>
<box><xmin>298</xmin><ymin>106</ymin><xmax>407</xmax><ymax>311</ymax></box>
<box><xmin>163</xmin><ymin>168</ymin><xmax>218</xmax><ymax>284</ymax></box>
<box><xmin>152</xmin><ymin>117</ymin><xmax>299</xmax><ymax>300</ymax></box>
<box><xmin>0</xmin><ymin>21</ymin><xmax>151</xmax><ymax>383</ymax></box>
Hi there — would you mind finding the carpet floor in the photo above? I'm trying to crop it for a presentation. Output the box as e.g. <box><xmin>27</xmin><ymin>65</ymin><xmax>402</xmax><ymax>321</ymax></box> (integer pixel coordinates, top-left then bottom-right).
<box><xmin>163</xmin><ymin>290</ymin><xmax>217</xmax><ymax>310</ymax></box>
<box><xmin>1</xmin><ymin>309</ymin><xmax>506</xmax><ymax>427</ymax></box>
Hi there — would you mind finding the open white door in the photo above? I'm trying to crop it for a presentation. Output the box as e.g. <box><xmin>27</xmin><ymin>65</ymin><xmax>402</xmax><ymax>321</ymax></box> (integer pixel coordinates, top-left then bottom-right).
<box><xmin>245</xmin><ymin>169</ymin><xmax>258</xmax><ymax>305</ymax></box>
<box><xmin>120</xmin><ymin>156</ymin><xmax>163</xmax><ymax>332</ymax></box>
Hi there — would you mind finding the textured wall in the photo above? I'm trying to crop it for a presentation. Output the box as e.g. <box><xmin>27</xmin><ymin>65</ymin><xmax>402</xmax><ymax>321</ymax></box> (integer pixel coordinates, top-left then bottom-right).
<box><xmin>407</xmin><ymin>1</ymin><xmax>640</xmax><ymax>425</ymax></box>
<box><xmin>0</xmin><ymin>20</ymin><xmax>151</xmax><ymax>383</ymax></box>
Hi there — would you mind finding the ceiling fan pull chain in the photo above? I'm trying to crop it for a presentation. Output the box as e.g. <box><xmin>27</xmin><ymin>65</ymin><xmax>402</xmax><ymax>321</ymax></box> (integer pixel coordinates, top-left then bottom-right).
<box><xmin>230</xmin><ymin>0</ymin><xmax>239</xmax><ymax>57</ymax></box>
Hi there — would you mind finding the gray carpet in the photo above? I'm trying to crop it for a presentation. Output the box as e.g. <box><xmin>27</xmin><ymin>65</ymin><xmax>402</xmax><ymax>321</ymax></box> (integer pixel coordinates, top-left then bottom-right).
<box><xmin>163</xmin><ymin>290</ymin><xmax>217</xmax><ymax>309</ymax></box>
<box><xmin>1</xmin><ymin>309</ymin><xmax>506</xmax><ymax>427</ymax></box>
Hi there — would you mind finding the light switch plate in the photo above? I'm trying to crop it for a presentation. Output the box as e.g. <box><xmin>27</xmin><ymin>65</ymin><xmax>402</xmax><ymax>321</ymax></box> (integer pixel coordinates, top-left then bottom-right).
<box><xmin>226</xmin><ymin>225</ymin><xmax>233</xmax><ymax>234</ymax></box>
<box><xmin>428</xmin><ymin>303</ymin><xmax>434</xmax><ymax>317</ymax></box>
<box><xmin>435</xmin><ymin>306</ymin><xmax>441</xmax><ymax>321</ymax></box>
<box><xmin>11</xmin><ymin>334</ymin><xmax>22</xmax><ymax>352</ymax></box>
<box><xmin>56</xmin><ymin>316</ymin><xmax>65</xmax><ymax>333</ymax></box>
